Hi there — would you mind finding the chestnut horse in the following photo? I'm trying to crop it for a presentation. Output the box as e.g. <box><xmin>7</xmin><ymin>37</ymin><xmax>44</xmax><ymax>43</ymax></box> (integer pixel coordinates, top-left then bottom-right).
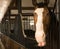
<box><xmin>34</xmin><ymin>3</ymin><xmax>59</xmax><ymax>48</ymax></box>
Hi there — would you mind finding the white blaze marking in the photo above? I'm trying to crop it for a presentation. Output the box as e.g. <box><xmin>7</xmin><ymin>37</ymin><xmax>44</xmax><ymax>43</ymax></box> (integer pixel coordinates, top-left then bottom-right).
<box><xmin>34</xmin><ymin>8</ymin><xmax>46</xmax><ymax>45</ymax></box>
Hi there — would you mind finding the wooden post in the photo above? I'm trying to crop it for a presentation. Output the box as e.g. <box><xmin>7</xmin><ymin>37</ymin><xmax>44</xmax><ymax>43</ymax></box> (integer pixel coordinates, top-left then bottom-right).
<box><xmin>59</xmin><ymin>0</ymin><xmax>60</xmax><ymax>48</ymax></box>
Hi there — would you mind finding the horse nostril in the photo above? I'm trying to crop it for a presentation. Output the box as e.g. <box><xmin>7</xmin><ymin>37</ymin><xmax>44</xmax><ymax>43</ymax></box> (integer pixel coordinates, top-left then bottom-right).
<box><xmin>38</xmin><ymin>41</ymin><xmax>46</xmax><ymax>47</ymax></box>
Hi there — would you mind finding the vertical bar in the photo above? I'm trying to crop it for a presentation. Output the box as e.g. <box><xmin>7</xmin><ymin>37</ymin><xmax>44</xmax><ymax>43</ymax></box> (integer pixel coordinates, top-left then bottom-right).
<box><xmin>17</xmin><ymin>0</ymin><xmax>21</xmax><ymax>13</ymax></box>
<box><xmin>56</xmin><ymin>0</ymin><xmax>59</xmax><ymax>49</ymax></box>
<box><xmin>8</xmin><ymin>10</ymin><xmax>11</xmax><ymax>36</ymax></box>
<box><xmin>14</xmin><ymin>0</ymin><xmax>25</xmax><ymax>46</ymax></box>
<box><xmin>59</xmin><ymin>0</ymin><xmax>60</xmax><ymax>48</ymax></box>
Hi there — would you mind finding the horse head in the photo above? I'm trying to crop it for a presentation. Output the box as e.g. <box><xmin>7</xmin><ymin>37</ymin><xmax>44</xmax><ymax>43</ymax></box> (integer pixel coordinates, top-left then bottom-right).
<box><xmin>34</xmin><ymin>2</ymin><xmax>50</xmax><ymax>47</ymax></box>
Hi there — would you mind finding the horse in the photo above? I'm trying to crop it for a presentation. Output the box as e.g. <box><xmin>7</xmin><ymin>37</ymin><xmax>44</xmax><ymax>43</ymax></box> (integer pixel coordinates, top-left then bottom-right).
<box><xmin>34</xmin><ymin>3</ymin><xmax>59</xmax><ymax>49</ymax></box>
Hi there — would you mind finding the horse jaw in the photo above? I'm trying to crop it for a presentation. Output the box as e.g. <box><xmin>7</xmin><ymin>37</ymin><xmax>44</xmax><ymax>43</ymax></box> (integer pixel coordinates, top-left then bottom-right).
<box><xmin>34</xmin><ymin>8</ymin><xmax>46</xmax><ymax>47</ymax></box>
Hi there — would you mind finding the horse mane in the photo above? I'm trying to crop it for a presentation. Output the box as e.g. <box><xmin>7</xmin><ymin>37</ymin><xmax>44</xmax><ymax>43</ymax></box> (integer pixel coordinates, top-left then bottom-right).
<box><xmin>48</xmin><ymin>8</ymin><xmax>59</xmax><ymax>31</ymax></box>
<box><xmin>46</xmin><ymin>8</ymin><xmax>59</xmax><ymax>43</ymax></box>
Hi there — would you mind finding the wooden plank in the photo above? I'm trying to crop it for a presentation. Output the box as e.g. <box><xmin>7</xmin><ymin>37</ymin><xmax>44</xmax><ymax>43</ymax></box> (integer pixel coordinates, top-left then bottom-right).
<box><xmin>9</xmin><ymin>7</ymin><xmax>53</xmax><ymax>10</ymax></box>
<box><xmin>22</xmin><ymin>13</ymin><xmax>33</xmax><ymax>16</ymax></box>
<box><xmin>22</xmin><ymin>7</ymin><xmax>35</xmax><ymax>10</ymax></box>
<box><xmin>5</xmin><ymin>13</ymin><xmax>34</xmax><ymax>16</ymax></box>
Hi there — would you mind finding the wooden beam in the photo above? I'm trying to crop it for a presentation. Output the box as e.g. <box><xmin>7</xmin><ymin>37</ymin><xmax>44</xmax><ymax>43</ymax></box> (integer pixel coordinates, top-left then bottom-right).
<box><xmin>22</xmin><ymin>7</ymin><xmax>34</xmax><ymax>10</ymax></box>
<box><xmin>9</xmin><ymin>7</ymin><xmax>53</xmax><ymax>10</ymax></box>
<box><xmin>22</xmin><ymin>13</ymin><xmax>33</xmax><ymax>16</ymax></box>
<box><xmin>9</xmin><ymin>6</ymin><xmax>33</xmax><ymax>10</ymax></box>
<box><xmin>6</xmin><ymin>13</ymin><xmax>33</xmax><ymax>16</ymax></box>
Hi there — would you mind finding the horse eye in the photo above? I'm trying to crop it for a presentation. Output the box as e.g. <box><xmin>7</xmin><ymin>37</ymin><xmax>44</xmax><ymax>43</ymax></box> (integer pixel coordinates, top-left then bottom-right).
<box><xmin>34</xmin><ymin>13</ymin><xmax>37</xmax><ymax>16</ymax></box>
<box><xmin>34</xmin><ymin>13</ymin><xmax>36</xmax><ymax>15</ymax></box>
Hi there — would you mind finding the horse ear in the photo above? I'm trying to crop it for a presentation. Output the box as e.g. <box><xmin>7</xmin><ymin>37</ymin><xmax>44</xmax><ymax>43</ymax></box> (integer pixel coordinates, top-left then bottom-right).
<box><xmin>32</xmin><ymin>0</ymin><xmax>37</xmax><ymax>7</ymax></box>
